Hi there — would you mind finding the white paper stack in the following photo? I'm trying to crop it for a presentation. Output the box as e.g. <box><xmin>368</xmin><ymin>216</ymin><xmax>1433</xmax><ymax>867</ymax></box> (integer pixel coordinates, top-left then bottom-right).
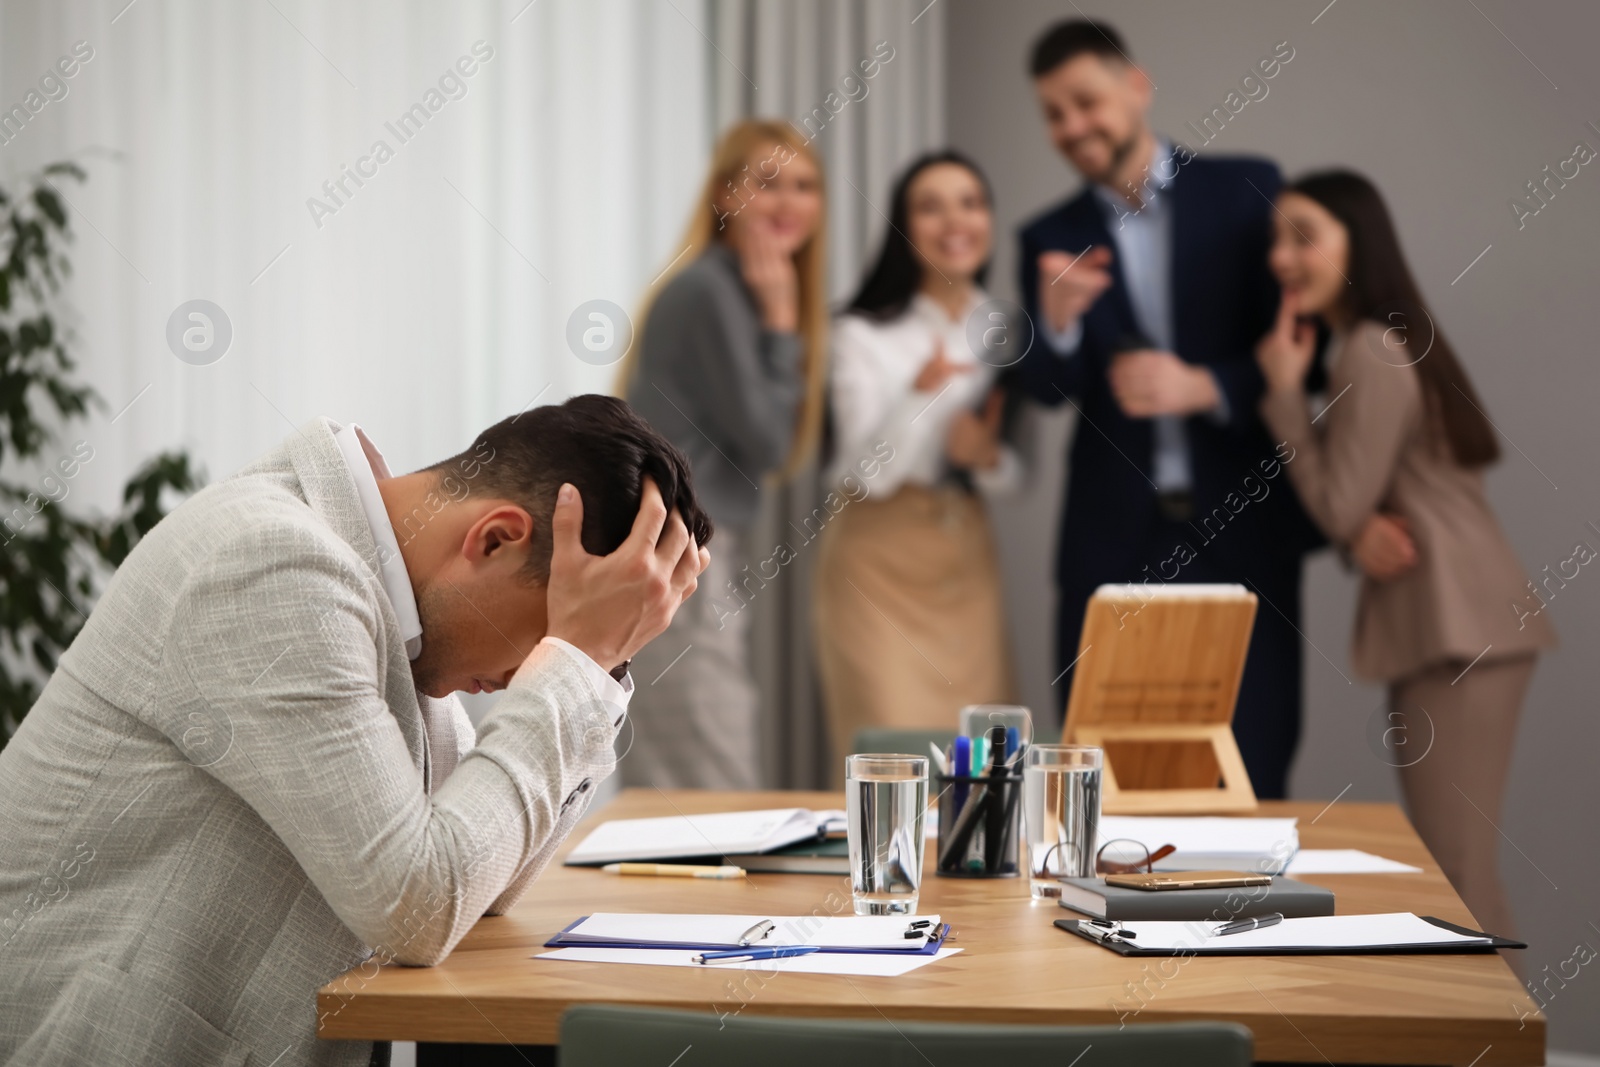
<box><xmin>553</xmin><ymin>913</ymin><xmax>941</xmax><ymax>951</ymax></box>
<box><xmin>536</xmin><ymin>947</ymin><xmax>963</xmax><ymax>977</ymax></box>
<box><xmin>534</xmin><ymin>912</ymin><xmax>962</xmax><ymax>978</ymax></box>
<box><xmin>1097</xmin><ymin>815</ymin><xmax>1299</xmax><ymax>874</ymax></box>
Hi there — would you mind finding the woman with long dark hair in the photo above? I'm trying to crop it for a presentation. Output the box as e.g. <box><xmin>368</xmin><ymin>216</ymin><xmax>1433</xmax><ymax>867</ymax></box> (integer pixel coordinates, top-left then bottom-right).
<box><xmin>814</xmin><ymin>151</ymin><xmax>1019</xmax><ymax>774</ymax></box>
<box><xmin>1255</xmin><ymin>170</ymin><xmax>1555</xmax><ymax>942</ymax></box>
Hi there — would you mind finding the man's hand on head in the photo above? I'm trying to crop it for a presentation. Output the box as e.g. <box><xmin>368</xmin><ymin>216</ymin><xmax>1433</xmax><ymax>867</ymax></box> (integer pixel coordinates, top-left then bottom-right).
<box><xmin>543</xmin><ymin>477</ymin><xmax>709</xmax><ymax>674</ymax></box>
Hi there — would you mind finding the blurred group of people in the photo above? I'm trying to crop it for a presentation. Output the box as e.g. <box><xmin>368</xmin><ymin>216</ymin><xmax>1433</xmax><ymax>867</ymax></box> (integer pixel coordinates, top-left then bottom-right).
<box><xmin>618</xmin><ymin>20</ymin><xmax>1553</xmax><ymax>942</ymax></box>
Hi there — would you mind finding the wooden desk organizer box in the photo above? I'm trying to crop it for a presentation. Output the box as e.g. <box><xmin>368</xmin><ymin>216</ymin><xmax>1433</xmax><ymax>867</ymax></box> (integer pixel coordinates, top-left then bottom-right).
<box><xmin>1063</xmin><ymin>583</ymin><xmax>1259</xmax><ymax>814</ymax></box>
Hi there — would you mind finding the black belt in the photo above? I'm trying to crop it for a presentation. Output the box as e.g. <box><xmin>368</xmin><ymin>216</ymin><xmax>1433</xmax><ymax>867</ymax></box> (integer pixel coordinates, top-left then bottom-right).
<box><xmin>1156</xmin><ymin>489</ymin><xmax>1194</xmax><ymax>523</ymax></box>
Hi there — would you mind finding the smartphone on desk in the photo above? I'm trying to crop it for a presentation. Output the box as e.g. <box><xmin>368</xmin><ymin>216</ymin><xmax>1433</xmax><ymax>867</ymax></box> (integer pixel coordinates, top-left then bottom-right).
<box><xmin>1104</xmin><ymin>870</ymin><xmax>1272</xmax><ymax>891</ymax></box>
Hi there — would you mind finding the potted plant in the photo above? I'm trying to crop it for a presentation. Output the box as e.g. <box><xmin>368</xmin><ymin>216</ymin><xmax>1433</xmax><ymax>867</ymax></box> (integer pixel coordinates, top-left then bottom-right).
<box><xmin>0</xmin><ymin>162</ymin><xmax>199</xmax><ymax>747</ymax></box>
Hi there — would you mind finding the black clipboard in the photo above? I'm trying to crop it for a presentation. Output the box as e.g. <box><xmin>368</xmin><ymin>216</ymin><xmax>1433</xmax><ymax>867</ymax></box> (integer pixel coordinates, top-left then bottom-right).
<box><xmin>1054</xmin><ymin>915</ymin><xmax>1526</xmax><ymax>955</ymax></box>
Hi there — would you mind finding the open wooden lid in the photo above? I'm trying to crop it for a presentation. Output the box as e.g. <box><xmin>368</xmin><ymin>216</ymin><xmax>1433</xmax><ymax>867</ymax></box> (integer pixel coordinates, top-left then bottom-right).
<box><xmin>1064</xmin><ymin>583</ymin><xmax>1258</xmax><ymax>729</ymax></box>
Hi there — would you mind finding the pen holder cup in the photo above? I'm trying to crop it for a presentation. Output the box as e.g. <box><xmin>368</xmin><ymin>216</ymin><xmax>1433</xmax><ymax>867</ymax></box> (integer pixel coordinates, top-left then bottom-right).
<box><xmin>934</xmin><ymin>771</ymin><xmax>1023</xmax><ymax>878</ymax></box>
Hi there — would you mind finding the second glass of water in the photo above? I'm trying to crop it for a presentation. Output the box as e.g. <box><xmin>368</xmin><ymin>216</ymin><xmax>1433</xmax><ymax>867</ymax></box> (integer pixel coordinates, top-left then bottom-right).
<box><xmin>1022</xmin><ymin>745</ymin><xmax>1102</xmax><ymax>898</ymax></box>
<box><xmin>845</xmin><ymin>754</ymin><xmax>928</xmax><ymax>915</ymax></box>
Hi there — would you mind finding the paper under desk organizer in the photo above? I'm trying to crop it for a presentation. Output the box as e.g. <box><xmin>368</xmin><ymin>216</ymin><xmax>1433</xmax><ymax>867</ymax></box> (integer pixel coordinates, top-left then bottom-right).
<box><xmin>1063</xmin><ymin>583</ymin><xmax>1259</xmax><ymax>815</ymax></box>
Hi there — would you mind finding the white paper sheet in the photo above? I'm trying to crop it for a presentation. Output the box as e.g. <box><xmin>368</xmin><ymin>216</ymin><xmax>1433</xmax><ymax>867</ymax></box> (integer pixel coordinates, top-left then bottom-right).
<box><xmin>535</xmin><ymin>946</ymin><xmax>962</xmax><ymax>977</ymax></box>
<box><xmin>557</xmin><ymin>913</ymin><xmax>941</xmax><ymax>951</ymax></box>
<box><xmin>1097</xmin><ymin>815</ymin><xmax>1300</xmax><ymax>854</ymax></box>
<box><xmin>1081</xmin><ymin>912</ymin><xmax>1488</xmax><ymax>952</ymax></box>
<box><xmin>1284</xmin><ymin>849</ymin><xmax>1422</xmax><ymax>874</ymax></box>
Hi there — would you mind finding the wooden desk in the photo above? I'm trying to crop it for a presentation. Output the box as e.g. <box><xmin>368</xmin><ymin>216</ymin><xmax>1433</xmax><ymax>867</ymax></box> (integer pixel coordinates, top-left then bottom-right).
<box><xmin>318</xmin><ymin>790</ymin><xmax>1545</xmax><ymax>1064</ymax></box>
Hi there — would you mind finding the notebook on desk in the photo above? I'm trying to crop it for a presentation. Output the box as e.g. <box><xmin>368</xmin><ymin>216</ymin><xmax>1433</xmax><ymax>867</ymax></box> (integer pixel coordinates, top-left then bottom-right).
<box><xmin>723</xmin><ymin>836</ymin><xmax>850</xmax><ymax>875</ymax></box>
<box><xmin>1056</xmin><ymin>875</ymin><xmax>1333</xmax><ymax>921</ymax></box>
<box><xmin>563</xmin><ymin>808</ymin><xmax>845</xmax><ymax>866</ymax></box>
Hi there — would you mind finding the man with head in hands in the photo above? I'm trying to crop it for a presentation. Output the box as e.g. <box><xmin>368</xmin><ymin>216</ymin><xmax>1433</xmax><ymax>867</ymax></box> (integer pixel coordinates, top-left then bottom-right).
<box><xmin>0</xmin><ymin>394</ymin><xmax>711</xmax><ymax>1067</ymax></box>
<box><xmin>1009</xmin><ymin>19</ymin><xmax>1327</xmax><ymax>799</ymax></box>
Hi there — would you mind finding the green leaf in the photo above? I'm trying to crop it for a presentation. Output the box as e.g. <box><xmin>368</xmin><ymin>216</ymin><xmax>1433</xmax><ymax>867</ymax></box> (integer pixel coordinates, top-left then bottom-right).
<box><xmin>33</xmin><ymin>188</ymin><xmax>65</xmax><ymax>229</ymax></box>
<box><xmin>0</xmin><ymin>160</ymin><xmax>197</xmax><ymax>750</ymax></box>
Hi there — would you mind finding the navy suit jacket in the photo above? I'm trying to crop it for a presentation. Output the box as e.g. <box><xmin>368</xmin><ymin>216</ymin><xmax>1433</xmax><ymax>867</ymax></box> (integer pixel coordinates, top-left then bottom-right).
<box><xmin>1010</xmin><ymin>152</ymin><xmax>1321</xmax><ymax>597</ymax></box>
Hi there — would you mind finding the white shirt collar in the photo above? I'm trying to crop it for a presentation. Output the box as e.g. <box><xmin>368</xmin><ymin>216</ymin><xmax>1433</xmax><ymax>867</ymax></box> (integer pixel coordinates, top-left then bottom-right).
<box><xmin>1092</xmin><ymin>136</ymin><xmax>1177</xmax><ymax>215</ymax></box>
<box><xmin>332</xmin><ymin>422</ymin><xmax>424</xmax><ymax>661</ymax></box>
<box><xmin>909</xmin><ymin>287</ymin><xmax>988</xmax><ymax>329</ymax></box>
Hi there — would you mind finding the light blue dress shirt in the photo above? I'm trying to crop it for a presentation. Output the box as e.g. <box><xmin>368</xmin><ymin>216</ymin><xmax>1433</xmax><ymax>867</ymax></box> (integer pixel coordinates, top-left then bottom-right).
<box><xmin>1043</xmin><ymin>140</ymin><xmax>1214</xmax><ymax>493</ymax></box>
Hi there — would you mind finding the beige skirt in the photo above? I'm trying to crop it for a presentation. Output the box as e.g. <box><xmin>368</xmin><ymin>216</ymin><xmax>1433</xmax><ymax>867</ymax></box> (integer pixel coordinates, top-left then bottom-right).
<box><xmin>813</xmin><ymin>484</ymin><xmax>1016</xmax><ymax>777</ymax></box>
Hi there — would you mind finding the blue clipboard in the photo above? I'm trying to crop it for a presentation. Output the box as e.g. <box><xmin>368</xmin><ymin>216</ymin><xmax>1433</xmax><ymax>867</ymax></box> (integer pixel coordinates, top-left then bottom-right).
<box><xmin>545</xmin><ymin>917</ymin><xmax>951</xmax><ymax>955</ymax></box>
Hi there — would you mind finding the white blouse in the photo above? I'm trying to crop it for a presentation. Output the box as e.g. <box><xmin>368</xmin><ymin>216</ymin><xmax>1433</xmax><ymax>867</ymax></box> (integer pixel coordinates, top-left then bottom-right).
<box><xmin>827</xmin><ymin>290</ymin><xmax>1022</xmax><ymax>497</ymax></box>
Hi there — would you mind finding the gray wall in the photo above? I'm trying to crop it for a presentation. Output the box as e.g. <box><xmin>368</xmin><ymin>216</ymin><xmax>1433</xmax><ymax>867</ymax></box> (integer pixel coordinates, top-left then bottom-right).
<box><xmin>949</xmin><ymin>0</ymin><xmax>1600</xmax><ymax>1053</ymax></box>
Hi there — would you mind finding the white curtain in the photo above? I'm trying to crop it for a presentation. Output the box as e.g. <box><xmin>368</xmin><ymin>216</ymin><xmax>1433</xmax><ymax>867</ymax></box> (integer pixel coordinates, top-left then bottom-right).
<box><xmin>704</xmin><ymin>0</ymin><xmax>947</xmax><ymax>787</ymax></box>
<box><xmin>0</xmin><ymin>0</ymin><xmax>709</xmax><ymax>518</ymax></box>
<box><xmin>0</xmin><ymin>0</ymin><xmax>945</xmax><ymax>787</ymax></box>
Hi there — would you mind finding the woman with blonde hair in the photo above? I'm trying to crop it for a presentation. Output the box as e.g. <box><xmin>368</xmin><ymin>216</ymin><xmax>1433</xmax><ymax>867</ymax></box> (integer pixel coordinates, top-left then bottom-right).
<box><xmin>620</xmin><ymin>120</ymin><xmax>827</xmax><ymax>789</ymax></box>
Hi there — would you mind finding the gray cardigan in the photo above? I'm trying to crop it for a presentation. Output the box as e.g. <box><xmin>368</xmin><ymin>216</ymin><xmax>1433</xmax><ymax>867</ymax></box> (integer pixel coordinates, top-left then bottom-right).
<box><xmin>627</xmin><ymin>242</ymin><xmax>804</xmax><ymax>529</ymax></box>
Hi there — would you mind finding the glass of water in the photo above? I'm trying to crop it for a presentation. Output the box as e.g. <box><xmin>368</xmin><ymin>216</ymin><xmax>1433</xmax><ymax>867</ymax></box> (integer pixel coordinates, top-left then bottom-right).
<box><xmin>845</xmin><ymin>754</ymin><xmax>928</xmax><ymax>915</ymax></box>
<box><xmin>1022</xmin><ymin>745</ymin><xmax>1102</xmax><ymax>899</ymax></box>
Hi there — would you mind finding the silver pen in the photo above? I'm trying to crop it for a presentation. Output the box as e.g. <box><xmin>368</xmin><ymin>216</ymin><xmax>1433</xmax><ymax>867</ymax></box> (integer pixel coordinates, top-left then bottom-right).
<box><xmin>737</xmin><ymin>919</ymin><xmax>775</xmax><ymax>947</ymax></box>
<box><xmin>1079</xmin><ymin>920</ymin><xmax>1136</xmax><ymax>942</ymax></box>
<box><xmin>1212</xmin><ymin>912</ymin><xmax>1284</xmax><ymax>937</ymax></box>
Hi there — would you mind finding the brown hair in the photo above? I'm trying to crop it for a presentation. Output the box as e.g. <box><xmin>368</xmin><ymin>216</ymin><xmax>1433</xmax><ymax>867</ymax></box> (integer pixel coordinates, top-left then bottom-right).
<box><xmin>1288</xmin><ymin>170</ymin><xmax>1500</xmax><ymax>467</ymax></box>
<box><xmin>618</xmin><ymin>120</ymin><xmax>829</xmax><ymax>478</ymax></box>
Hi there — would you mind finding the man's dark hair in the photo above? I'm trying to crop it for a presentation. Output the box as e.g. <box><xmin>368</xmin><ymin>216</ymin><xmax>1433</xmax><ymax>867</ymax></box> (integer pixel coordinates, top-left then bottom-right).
<box><xmin>425</xmin><ymin>394</ymin><xmax>712</xmax><ymax>583</ymax></box>
<box><xmin>1029</xmin><ymin>19</ymin><xmax>1130</xmax><ymax>77</ymax></box>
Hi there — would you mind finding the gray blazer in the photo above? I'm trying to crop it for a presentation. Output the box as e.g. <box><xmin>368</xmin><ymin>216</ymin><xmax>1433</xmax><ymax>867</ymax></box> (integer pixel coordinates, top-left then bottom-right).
<box><xmin>626</xmin><ymin>242</ymin><xmax>804</xmax><ymax>529</ymax></box>
<box><xmin>0</xmin><ymin>418</ymin><xmax>621</xmax><ymax>1067</ymax></box>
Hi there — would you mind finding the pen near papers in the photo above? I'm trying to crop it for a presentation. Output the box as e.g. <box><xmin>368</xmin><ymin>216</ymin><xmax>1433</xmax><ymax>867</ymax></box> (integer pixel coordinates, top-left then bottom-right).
<box><xmin>1213</xmin><ymin>912</ymin><xmax>1284</xmax><ymax>937</ymax></box>
<box><xmin>1077</xmin><ymin>919</ymin><xmax>1137</xmax><ymax>942</ymax></box>
<box><xmin>600</xmin><ymin>863</ymin><xmax>747</xmax><ymax>879</ymax></box>
<box><xmin>692</xmin><ymin>946</ymin><xmax>823</xmax><ymax>965</ymax></box>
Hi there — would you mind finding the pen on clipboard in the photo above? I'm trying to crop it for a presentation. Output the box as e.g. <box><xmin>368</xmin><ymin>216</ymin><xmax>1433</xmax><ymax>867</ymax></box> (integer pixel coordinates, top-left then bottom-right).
<box><xmin>1212</xmin><ymin>912</ymin><xmax>1284</xmax><ymax>937</ymax></box>
<box><xmin>1078</xmin><ymin>919</ymin><xmax>1137</xmax><ymax>942</ymax></box>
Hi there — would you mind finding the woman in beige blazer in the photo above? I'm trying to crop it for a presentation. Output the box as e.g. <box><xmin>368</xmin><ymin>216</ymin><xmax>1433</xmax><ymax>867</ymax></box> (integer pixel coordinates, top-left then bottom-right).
<box><xmin>1255</xmin><ymin>170</ymin><xmax>1555</xmax><ymax>944</ymax></box>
